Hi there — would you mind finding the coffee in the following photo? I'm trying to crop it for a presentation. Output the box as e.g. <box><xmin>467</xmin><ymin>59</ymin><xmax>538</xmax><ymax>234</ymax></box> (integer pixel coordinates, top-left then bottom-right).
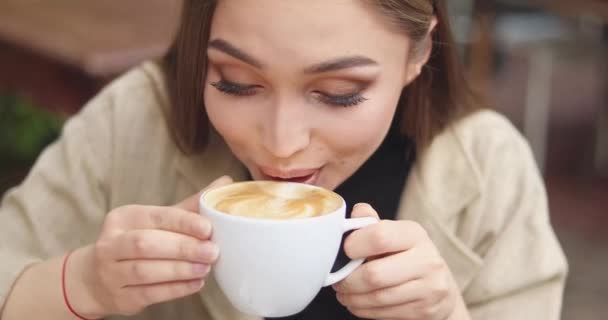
<box><xmin>204</xmin><ymin>181</ymin><xmax>343</xmax><ymax>219</ymax></box>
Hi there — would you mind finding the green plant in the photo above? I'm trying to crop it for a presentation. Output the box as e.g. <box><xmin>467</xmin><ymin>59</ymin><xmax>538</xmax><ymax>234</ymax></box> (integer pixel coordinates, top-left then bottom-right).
<box><xmin>0</xmin><ymin>94</ymin><xmax>65</xmax><ymax>166</ymax></box>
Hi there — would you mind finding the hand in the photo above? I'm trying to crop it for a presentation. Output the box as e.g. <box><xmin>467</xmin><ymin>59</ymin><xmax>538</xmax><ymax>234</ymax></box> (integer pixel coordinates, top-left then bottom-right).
<box><xmin>68</xmin><ymin>176</ymin><xmax>233</xmax><ymax>318</ymax></box>
<box><xmin>333</xmin><ymin>203</ymin><xmax>467</xmax><ymax>320</ymax></box>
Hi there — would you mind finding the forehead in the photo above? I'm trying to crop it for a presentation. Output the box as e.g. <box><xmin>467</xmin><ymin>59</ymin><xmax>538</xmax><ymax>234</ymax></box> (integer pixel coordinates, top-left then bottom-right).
<box><xmin>210</xmin><ymin>0</ymin><xmax>410</xmax><ymax>65</ymax></box>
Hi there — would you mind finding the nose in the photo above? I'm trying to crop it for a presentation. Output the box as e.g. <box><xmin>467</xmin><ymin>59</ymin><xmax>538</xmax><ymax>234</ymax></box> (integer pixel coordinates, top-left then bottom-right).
<box><xmin>260</xmin><ymin>101</ymin><xmax>311</xmax><ymax>159</ymax></box>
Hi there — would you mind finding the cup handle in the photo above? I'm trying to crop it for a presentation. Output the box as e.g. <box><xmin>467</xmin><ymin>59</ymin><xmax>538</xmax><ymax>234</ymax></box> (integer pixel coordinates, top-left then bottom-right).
<box><xmin>323</xmin><ymin>217</ymin><xmax>379</xmax><ymax>286</ymax></box>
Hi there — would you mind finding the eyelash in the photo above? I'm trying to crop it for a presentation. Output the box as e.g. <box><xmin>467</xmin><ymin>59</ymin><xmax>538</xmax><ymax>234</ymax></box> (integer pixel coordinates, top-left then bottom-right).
<box><xmin>210</xmin><ymin>79</ymin><xmax>368</xmax><ymax>108</ymax></box>
<box><xmin>315</xmin><ymin>92</ymin><xmax>368</xmax><ymax>108</ymax></box>
<box><xmin>210</xmin><ymin>80</ymin><xmax>258</xmax><ymax>96</ymax></box>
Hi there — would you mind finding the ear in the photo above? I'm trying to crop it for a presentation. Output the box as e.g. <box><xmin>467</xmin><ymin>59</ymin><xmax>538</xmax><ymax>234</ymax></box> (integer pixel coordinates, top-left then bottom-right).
<box><xmin>403</xmin><ymin>17</ymin><xmax>439</xmax><ymax>86</ymax></box>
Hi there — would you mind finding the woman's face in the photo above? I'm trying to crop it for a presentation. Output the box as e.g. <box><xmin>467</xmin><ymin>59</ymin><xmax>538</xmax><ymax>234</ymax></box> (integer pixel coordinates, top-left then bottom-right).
<box><xmin>205</xmin><ymin>0</ymin><xmax>428</xmax><ymax>191</ymax></box>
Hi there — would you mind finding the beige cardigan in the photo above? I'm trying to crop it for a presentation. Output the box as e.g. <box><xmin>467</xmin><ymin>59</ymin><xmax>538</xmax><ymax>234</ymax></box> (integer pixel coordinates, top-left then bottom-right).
<box><xmin>0</xmin><ymin>62</ymin><xmax>567</xmax><ymax>319</ymax></box>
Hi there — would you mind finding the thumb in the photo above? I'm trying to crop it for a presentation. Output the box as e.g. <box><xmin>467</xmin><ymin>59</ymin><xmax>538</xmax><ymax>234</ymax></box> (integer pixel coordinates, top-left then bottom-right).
<box><xmin>350</xmin><ymin>203</ymin><xmax>380</xmax><ymax>220</ymax></box>
<box><xmin>175</xmin><ymin>175</ymin><xmax>234</xmax><ymax>212</ymax></box>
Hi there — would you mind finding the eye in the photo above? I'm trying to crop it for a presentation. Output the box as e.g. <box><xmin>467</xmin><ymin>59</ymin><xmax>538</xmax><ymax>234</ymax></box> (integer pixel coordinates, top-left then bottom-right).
<box><xmin>210</xmin><ymin>79</ymin><xmax>261</xmax><ymax>96</ymax></box>
<box><xmin>313</xmin><ymin>91</ymin><xmax>368</xmax><ymax>108</ymax></box>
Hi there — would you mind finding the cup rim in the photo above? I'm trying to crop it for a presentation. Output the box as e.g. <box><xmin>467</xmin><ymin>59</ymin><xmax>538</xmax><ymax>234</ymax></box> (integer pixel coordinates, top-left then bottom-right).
<box><xmin>199</xmin><ymin>180</ymin><xmax>346</xmax><ymax>224</ymax></box>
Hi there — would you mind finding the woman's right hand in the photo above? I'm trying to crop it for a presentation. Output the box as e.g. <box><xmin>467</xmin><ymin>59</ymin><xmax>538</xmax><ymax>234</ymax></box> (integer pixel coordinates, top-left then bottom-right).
<box><xmin>68</xmin><ymin>176</ymin><xmax>233</xmax><ymax>318</ymax></box>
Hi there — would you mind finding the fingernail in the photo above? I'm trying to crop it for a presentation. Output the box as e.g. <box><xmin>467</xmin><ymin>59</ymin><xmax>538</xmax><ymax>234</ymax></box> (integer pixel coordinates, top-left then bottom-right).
<box><xmin>200</xmin><ymin>243</ymin><xmax>219</xmax><ymax>261</ymax></box>
<box><xmin>197</xmin><ymin>221</ymin><xmax>212</xmax><ymax>239</ymax></box>
<box><xmin>189</xmin><ymin>279</ymin><xmax>204</xmax><ymax>289</ymax></box>
<box><xmin>353</xmin><ymin>203</ymin><xmax>371</xmax><ymax>210</ymax></box>
<box><xmin>193</xmin><ymin>264</ymin><xmax>210</xmax><ymax>275</ymax></box>
<box><xmin>214</xmin><ymin>176</ymin><xmax>233</xmax><ymax>186</ymax></box>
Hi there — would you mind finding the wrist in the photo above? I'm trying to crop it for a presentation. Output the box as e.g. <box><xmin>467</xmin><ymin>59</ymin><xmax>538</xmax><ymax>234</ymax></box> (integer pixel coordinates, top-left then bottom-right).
<box><xmin>65</xmin><ymin>246</ymin><xmax>108</xmax><ymax>319</ymax></box>
<box><xmin>444</xmin><ymin>277</ymin><xmax>470</xmax><ymax>320</ymax></box>
<box><xmin>446</xmin><ymin>291</ymin><xmax>470</xmax><ymax>320</ymax></box>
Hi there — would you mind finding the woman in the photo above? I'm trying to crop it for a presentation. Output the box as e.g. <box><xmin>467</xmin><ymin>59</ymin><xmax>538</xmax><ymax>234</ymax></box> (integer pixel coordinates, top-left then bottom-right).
<box><xmin>0</xmin><ymin>0</ymin><xmax>567</xmax><ymax>319</ymax></box>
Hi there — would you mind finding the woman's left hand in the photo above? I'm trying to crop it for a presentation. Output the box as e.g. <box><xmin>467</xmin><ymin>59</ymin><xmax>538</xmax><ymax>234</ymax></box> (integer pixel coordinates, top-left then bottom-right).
<box><xmin>333</xmin><ymin>203</ymin><xmax>469</xmax><ymax>320</ymax></box>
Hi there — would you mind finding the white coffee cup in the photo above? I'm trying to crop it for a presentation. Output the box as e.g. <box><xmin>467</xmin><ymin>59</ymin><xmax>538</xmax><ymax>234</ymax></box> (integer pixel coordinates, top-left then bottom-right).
<box><xmin>199</xmin><ymin>181</ymin><xmax>378</xmax><ymax>317</ymax></box>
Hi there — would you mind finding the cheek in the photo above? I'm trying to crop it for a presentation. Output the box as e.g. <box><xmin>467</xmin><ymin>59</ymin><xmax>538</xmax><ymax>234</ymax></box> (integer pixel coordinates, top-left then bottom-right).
<box><xmin>321</xmin><ymin>90</ymin><xmax>400</xmax><ymax>160</ymax></box>
<box><xmin>204</xmin><ymin>88</ymin><xmax>254</xmax><ymax>151</ymax></box>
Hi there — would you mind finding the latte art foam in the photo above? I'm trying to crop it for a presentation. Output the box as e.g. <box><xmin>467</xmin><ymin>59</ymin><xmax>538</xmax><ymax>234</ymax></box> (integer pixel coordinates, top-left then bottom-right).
<box><xmin>204</xmin><ymin>181</ymin><xmax>343</xmax><ymax>219</ymax></box>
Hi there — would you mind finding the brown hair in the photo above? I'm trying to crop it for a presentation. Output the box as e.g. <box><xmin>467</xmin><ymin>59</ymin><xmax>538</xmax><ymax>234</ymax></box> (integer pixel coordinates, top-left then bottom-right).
<box><xmin>163</xmin><ymin>0</ymin><xmax>478</xmax><ymax>155</ymax></box>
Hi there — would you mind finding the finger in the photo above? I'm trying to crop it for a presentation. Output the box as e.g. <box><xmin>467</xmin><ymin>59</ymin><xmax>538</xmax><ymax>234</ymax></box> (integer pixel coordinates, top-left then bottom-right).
<box><xmin>346</xmin><ymin>302</ymin><xmax>413</xmax><ymax>320</ymax></box>
<box><xmin>334</xmin><ymin>247</ymin><xmax>430</xmax><ymax>294</ymax></box>
<box><xmin>350</xmin><ymin>203</ymin><xmax>380</xmax><ymax>220</ymax></box>
<box><xmin>118</xmin><ymin>260</ymin><xmax>211</xmax><ymax>286</ymax></box>
<box><xmin>175</xmin><ymin>175</ymin><xmax>233</xmax><ymax>212</ymax></box>
<box><xmin>344</xmin><ymin>219</ymin><xmax>427</xmax><ymax>260</ymax></box>
<box><xmin>113</xmin><ymin>229</ymin><xmax>219</xmax><ymax>263</ymax></box>
<box><xmin>124</xmin><ymin>279</ymin><xmax>205</xmax><ymax>308</ymax></box>
<box><xmin>109</xmin><ymin>206</ymin><xmax>213</xmax><ymax>240</ymax></box>
<box><xmin>337</xmin><ymin>279</ymin><xmax>425</xmax><ymax>309</ymax></box>
<box><xmin>346</xmin><ymin>295</ymin><xmax>452</xmax><ymax>320</ymax></box>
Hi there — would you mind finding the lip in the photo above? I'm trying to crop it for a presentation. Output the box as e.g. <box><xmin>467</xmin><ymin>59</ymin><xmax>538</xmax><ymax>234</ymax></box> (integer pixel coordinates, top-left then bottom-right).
<box><xmin>258</xmin><ymin>166</ymin><xmax>321</xmax><ymax>185</ymax></box>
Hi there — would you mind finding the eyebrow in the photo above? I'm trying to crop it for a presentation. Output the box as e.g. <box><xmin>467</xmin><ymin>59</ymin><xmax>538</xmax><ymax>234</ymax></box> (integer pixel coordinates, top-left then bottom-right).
<box><xmin>303</xmin><ymin>56</ymin><xmax>378</xmax><ymax>74</ymax></box>
<box><xmin>208</xmin><ymin>39</ymin><xmax>264</xmax><ymax>68</ymax></box>
<box><xmin>208</xmin><ymin>38</ymin><xmax>378</xmax><ymax>73</ymax></box>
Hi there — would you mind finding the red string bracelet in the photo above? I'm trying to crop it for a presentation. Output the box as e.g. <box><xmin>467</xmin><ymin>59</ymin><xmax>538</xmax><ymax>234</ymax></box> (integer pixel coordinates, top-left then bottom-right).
<box><xmin>62</xmin><ymin>251</ymin><xmax>95</xmax><ymax>320</ymax></box>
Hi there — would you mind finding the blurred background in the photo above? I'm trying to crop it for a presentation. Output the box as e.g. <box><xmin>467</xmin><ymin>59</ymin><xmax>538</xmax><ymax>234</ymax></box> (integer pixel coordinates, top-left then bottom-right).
<box><xmin>0</xmin><ymin>0</ymin><xmax>606</xmax><ymax>318</ymax></box>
